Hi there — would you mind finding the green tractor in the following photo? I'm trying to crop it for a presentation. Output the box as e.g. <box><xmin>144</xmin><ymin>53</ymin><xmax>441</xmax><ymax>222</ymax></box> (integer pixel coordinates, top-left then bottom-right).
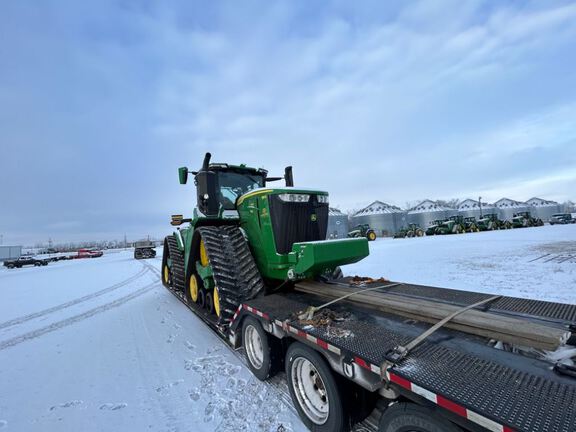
<box><xmin>162</xmin><ymin>153</ymin><xmax>369</xmax><ymax>325</ymax></box>
<box><xmin>463</xmin><ymin>216</ymin><xmax>480</xmax><ymax>233</ymax></box>
<box><xmin>511</xmin><ymin>212</ymin><xmax>544</xmax><ymax>228</ymax></box>
<box><xmin>436</xmin><ymin>215</ymin><xmax>465</xmax><ymax>235</ymax></box>
<box><xmin>347</xmin><ymin>223</ymin><xmax>377</xmax><ymax>241</ymax></box>
<box><xmin>394</xmin><ymin>223</ymin><xmax>424</xmax><ymax>238</ymax></box>
<box><xmin>476</xmin><ymin>213</ymin><xmax>506</xmax><ymax>231</ymax></box>
<box><xmin>425</xmin><ymin>220</ymin><xmax>444</xmax><ymax>236</ymax></box>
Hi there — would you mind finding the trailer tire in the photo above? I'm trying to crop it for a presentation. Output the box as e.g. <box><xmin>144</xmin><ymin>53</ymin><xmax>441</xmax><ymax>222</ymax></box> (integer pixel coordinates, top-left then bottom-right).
<box><xmin>286</xmin><ymin>342</ymin><xmax>348</xmax><ymax>432</ymax></box>
<box><xmin>242</xmin><ymin>316</ymin><xmax>280</xmax><ymax>381</ymax></box>
<box><xmin>378</xmin><ymin>402</ymin><xmax>463</xmax><ymax>432</ymax></box>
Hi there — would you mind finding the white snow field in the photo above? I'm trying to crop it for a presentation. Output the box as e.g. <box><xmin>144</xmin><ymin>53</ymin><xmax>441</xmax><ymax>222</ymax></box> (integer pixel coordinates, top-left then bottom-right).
<box><xmin>0</xmin><ymin>224</ymin><xmax>575</xmax><ymax>431</ymax></box>
<box><xmin>344</xmin><ymin>223</ymin><xmax>576</xmax><ymax>304</ymax></box>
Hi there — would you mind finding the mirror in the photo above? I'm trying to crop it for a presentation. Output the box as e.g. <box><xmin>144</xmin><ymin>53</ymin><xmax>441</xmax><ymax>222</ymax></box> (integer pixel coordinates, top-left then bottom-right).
<box><xmin>178</xmin><ymin>167</ymin><xmax>188</xmax><ymax>184</ymax></box>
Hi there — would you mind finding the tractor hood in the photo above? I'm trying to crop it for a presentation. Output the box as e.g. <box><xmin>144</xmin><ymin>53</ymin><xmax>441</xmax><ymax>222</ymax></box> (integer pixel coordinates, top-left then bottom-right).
<box><xmin>236</xmin><ymin>187</ymin><xmax>328</xmax><ymax>206</ymax></box>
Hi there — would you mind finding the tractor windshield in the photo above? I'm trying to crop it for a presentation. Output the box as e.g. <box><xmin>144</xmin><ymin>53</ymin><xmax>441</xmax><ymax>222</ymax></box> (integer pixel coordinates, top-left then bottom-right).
<box><xmin>217</xmin><ymin>171</ymin><xmax>264</xmax><ymax>209</ymax></box>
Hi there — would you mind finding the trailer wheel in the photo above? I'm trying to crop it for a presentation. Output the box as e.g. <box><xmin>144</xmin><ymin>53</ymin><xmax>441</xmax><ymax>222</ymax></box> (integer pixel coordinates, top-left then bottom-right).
<box><xmin>286</xmin><ymin>342</ymin><xmax>348</xmax><ymax>432</ymax></box>
<box><xmin>242</xmin><ymin>316</ymin><xmax>279</xmax><ymax>380</ymax></box>
<box><xmin>378</xmin><ymin>402</ymin><xmax>463</xmax><ymax>432</ymax></box>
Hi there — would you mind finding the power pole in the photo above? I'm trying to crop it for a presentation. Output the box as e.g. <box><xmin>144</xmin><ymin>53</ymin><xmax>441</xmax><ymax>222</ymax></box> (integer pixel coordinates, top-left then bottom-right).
<box><xmin>479</xmin><ymin>196</ymin><xmax>483</xmax><ymax>218</ymax></box>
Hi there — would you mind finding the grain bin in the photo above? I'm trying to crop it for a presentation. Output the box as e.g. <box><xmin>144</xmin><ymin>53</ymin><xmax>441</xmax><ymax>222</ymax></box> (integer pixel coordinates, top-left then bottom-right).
<box><xmin>494</xmin><ymin>198</ymin><xmax>530</xmax><ymax>221</ymax></box>
<box><xmin>408</xmin><ymin>200</ymin><xmax>458</xmax><ymax>230</ymax></box>
<box><xmin>350</xmin><ymin>201</ymin><xmax>406</xmax><ymax>237</ymax></box>
<box><xmin>457</xmin><ymin>199</ymin><xmax>497</xmax><ymax>219</ymax></box>
<box><xmin>327</xmin><ymin>208</ymin><xmax>349</xmax><ymax>239</ymax></box>
<box><xmin>525</xmin><ymin>197</ymin><xmax>562</xmax><ymax>222</ymax></box>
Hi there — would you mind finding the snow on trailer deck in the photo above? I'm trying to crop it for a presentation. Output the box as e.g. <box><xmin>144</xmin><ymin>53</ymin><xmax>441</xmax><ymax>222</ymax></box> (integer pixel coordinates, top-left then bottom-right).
<box><xmin>0</xmin><ymin>224</ymin><xmax>574</xmax><ymax>431</ymax></box>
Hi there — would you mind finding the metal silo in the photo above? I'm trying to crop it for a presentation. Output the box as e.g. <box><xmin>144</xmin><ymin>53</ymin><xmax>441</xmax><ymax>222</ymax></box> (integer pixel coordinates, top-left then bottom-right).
<box><xmin>350</xmin><ymin>201</ymin><xmax>406</xmax><ymax>237</ymax></box>
<box><xmin>327</xmin><ymin>208</ymin><xmax>349</xmax><ymax>239</ymax></box>
<box><xmin>525</xmin><ymin>198</ymin><xmax>562</xmax><ymax>222</ymax></box>
<box><xmin>494</xmin><ymin>198</ymin><xmax>531</xmax><ymax>221</ymax></box>
<box><xmin>457</xmin><ymin>199</ymin><xmax>497</xmax><ymax>219</ymax></box>
<box><xmin>407</xmin><ymin>200</ymin><xmax>456</xmax><ymax>230</ymax></box>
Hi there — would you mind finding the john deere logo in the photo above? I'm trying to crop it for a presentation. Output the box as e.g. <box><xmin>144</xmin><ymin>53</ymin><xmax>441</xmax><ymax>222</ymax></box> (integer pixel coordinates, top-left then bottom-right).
<box><xmin>311</xmin><ymin>214</ymin><xmax>317</xmax><ymax>222</ymax></box>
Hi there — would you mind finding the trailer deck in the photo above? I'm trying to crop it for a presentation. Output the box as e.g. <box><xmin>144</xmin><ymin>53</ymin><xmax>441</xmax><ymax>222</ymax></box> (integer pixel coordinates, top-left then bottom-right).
<box><xmin>231</xmin><ymin>288</ymin><xmax>576</xmax><ymax>432</ymax></box>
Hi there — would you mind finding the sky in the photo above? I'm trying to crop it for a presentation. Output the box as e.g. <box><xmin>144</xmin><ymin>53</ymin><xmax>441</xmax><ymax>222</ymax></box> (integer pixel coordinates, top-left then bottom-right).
<box><xmin>1</xmin><ymin>0</ymin><xmax>576</xmax><ymax>245</ymax></box>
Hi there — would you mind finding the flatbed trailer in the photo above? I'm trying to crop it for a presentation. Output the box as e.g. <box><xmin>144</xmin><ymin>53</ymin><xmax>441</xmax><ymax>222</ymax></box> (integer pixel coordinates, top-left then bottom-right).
<box><xmin>162</xmin><ymin>275</ymin><xmax>576</xmax><ymax>432</ymax></box>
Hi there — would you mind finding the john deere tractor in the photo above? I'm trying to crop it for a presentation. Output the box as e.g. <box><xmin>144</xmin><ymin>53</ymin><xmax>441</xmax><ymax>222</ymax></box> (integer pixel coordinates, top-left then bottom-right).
<box><xmin>425</xmin><ymin>220</ymin><xmax>444</xmax><ymax>236</ymax></box>
<box><xmin>476</xmin><ymin>213</ymin><xmax>505</xmax><ymax>231</ymax></box>
<box><xmin>436</xmin><ymin>215</ymin><xmax>465</xmax><ymax>235</ymax></box>
<box><xmin>511</xmin><ymin>212</ymin><xmax>544</xmax><ymax>228</ymax></box>
<box><xmin>162</xmin><ymin>153</ymin><xmax>369</xmax><ymax>326</ymax></box>
<box><xmin>463</xmin><ymin>217</ymin><xmax>480</xmax><ymax>233</ymax></box>
<box><xmin>394</xmin><ymin>223</ymin><xmax>424</xmax><ymax>238</ymax></box>
<box><xmin>347</xmin><ymin>224</ymin><xmax>377</xmax><ymax>241</ymax></box>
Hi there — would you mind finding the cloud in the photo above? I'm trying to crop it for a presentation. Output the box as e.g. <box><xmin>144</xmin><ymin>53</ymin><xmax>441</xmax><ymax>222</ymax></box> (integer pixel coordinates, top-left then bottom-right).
<box><xmin>1</xmin><ymin>0</ymin><xmax>576</xmax><ymax>244</ymax></box>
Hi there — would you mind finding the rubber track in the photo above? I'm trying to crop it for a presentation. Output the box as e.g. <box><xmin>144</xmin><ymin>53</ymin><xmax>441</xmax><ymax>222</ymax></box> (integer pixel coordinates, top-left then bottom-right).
<box><xmin>166</xmin><ymin>235</ymin><xmax>186</xmax><ymax>293</ymax></box>
<box><xmin>197</xmin><ymin>226</ymin><xmax>264</xmax><ymax>324</ymax></box>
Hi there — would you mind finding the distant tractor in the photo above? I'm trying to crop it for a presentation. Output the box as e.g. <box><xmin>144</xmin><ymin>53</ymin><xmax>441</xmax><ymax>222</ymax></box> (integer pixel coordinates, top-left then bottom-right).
<box><xmin>463</xmin><ymin>216</ymin><xmax>480</xmax><ymax>233</ymax></box>
<box><xmin>347</xmin><ymin>224</ymin><xmax>377</xmax><ymax>241</ymax></box>
<box><xmin>134</xmin><ymin>240</ymin><xmax>157</xmax><ymax>259</ymax></box>
<box><xmin>511</xmin><ymin>212</ymin><xmax>544</xmax><ymax>228</ymax></box>
<box><xmin>549</xmin><ymin>213</ymin><xmax>575</xmax><ymax>225</ymax></box>
<box><xmin>436</xmin><ymin>216</ymin><xmax>465</xmax><ymax>235</ymax></box>
<box><xmin>476</xmin><ymin>213</ymin><xmax>506</xmax><ymax>231</ymax></box>
<box><xmin>394</xmin><ymin>223</ymin><xmax>424</xmax><ymax>238</ymax></box>
<box><xmin>425</xmin><ymin>220</ymin><xmax>444</xmax><ymax>236</ymax></box>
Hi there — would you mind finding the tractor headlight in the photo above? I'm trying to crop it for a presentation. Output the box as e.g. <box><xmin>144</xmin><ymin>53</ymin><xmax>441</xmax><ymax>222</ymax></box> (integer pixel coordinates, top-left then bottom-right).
<box><xmin>317</xmin><ymin>195</ymin><xmax>329</xmax><ymax>204</ymax></box>
<box><xmin>278</xmin><ymin>193</ymin><xmax>310</xmax><ymax>202</ymax></box>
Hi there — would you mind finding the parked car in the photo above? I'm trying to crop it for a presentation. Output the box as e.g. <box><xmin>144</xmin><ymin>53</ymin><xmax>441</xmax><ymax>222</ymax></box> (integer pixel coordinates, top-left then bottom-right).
<box><xmin>3</xmin><ymin>256</ymin><xmax>49</xmax><ymax>269</ymax></box>
<box><xmin>549</xmin><ymin>213</ymin><xmax>575</xmax><ymax>225</ymax></box>
<box><xmin>76</xmin><ymin>248</ymin><xmax>104</xmax><ymax>259</ymax></box>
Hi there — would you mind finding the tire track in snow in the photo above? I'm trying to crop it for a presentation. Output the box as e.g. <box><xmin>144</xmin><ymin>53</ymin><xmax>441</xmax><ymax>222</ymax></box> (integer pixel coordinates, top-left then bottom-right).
<box><xmin>0</xmin><ymin>281</ymin><xmax>160</xmax><ymax>351</ymax></box>
<box><xmin>0</xmin><ymin>265</ymin><xmax>149</xmax><ymax>331</ymax></box>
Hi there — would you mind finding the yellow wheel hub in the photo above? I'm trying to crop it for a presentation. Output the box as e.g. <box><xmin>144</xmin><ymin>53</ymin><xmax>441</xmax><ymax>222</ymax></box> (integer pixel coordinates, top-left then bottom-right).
<box><xmin>213</xmin><ymin>287</ymin><xmax>220</xmax><ymax>317</ymax></box>
<box><xmin>369</xmin><ymin>232</ymin><xmax>376</xmax><ymax>240</ymax></box>
<box><xmin>189</xmin><ymin>274</ymin><xmax>199</xmax><ymax>302</ymax></box>
<box><xmin>163</xmin><ymin>265</ymin><xmax>170</xmax><ymax>284</ymax></box>
<box><xmin>200</xmin><ymin>240</ymin><xmax>209</xmax><ymax>267</ymax></box>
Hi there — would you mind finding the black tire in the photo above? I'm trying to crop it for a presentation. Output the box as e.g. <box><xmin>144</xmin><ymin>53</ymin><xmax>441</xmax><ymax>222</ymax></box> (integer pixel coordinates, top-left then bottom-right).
<box><xmin>197</xmin><ymin>289</ymin><xmax>206</xmax><ymax>309</ymax></box>
<box><xmin>242</xmin><ymin>316</ymin><xmax>280</xmax><ymax>380</ymax></box>
<box><xmin>378</xmin><ymin>402</ymin><xmax>463</xmax><ymax>432</ymax></box>
<box><xmin>205</xmin><ymin>291</ymin><xmax>214</xmax><ymax>314</ymax></box>
<box><xmin>6</xmin><ymin>264</ymin><xmax>14</xmax><ymax>269</ymax></box>
<box><xmin>43</xmin><ymin>262</ymin><xmax>48</xmax><ymax>266</ymax></box>
<box><xmin>34</xmin><ymin>262</ymin><xmax>41</xmax><ymax>267</ymax></box>
<box><xmin>286</xmin><ymin>342</ymin><xmax>348</xmax><ymax>432</ymax></box>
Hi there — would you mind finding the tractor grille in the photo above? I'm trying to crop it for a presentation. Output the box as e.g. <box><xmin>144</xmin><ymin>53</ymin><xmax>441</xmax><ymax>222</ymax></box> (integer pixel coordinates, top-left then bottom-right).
<box><xmin>268</xmin><ymin>195</ymin><xmax>328</xmax><ymax>254</ymax></box>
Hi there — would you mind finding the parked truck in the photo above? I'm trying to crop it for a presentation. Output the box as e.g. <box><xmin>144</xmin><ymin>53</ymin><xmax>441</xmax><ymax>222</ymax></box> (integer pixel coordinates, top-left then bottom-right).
<box><xmin>133</xmin><ymin>240</ymin><xmax>157</xmax><ymax>259</ymax></box>
<box><xmin>3</xmin><ymin>256</ymin><xmax>49</xmax><ymax>268</ymax></box>
<box><xmin>161</xmin><ymin>153</ymin><xmax>576</xmax><ymax>432</ymax></box>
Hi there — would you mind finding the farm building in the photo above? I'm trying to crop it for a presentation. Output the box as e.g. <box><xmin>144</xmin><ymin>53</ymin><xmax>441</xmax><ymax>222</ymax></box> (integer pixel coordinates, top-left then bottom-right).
<box><xmin>0</xmin><ymin>245</ymin><xmax>22</xmax><ymax>262</ymax></box>
<box><xmin>327</xmin><ymin>208</ymin><xmax>349</xmax><ymax>239</ymax></box>
<box><xmin>350</xmin><ymin>201</ymin><xmax>406</xmax><ymax>237</ymax></box>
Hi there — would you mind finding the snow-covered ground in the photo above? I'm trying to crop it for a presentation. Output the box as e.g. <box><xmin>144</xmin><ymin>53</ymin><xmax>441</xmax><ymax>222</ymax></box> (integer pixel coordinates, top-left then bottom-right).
<box><xmin>0</xmin><ymin>224</ymin><xmax>575</xmax><ymax>431</ymax></box>
<box><xmin>0</xmin><ymin>253</ymin><xmax>304</xmax><ymax>432</ymax></box>
<box><xmin>344</xmin><ymin>224</ymin><xmax>576</xmax><ymax>304</ymax></box>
